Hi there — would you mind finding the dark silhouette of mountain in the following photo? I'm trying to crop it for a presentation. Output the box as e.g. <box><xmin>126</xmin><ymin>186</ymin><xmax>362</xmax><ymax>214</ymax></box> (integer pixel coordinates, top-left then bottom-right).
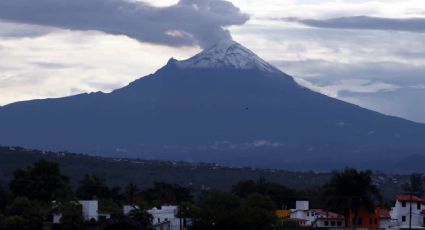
<box><xmin>1</xmin><ymin>40</ymin><xmax>424</xmax><ymax>170</ymax></box>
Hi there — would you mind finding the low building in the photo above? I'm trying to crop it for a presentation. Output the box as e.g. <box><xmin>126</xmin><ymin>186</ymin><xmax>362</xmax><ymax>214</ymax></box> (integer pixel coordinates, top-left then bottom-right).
<box><xmin>79</xmin><ymin>200</ymin><xmax>99</xmax><ymax>221</ymax></box>
<box><xmin>289</xmin><ymin>201</ymin><xmax>345</xmax><ymax>228</ymax></box>
<box><xmin>389</xmin><ymin>194</ymin><xmax>425</xmax><ymax>229</ymax></box>
<box><xmin>348</xmin><ymin>206</ymin><xmax>392</xmax><ymax>229</ymax></box>
<box><xmin>148</xmin><ymin>205</ymin><xmax>185</xmax><ymax>230</ymax></box>
<box><xmin>378</xmin><ymin>208</ymin><xmax>392</xmax><ymax>229</ymax></box>
<box><xmin>52</xmin><ymin>200</ymin><xmax>111</xmax><ymax>224</ymax></box>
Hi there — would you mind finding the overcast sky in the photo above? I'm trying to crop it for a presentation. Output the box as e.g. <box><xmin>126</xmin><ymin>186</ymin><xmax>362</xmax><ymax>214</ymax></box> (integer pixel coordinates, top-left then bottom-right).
<box><xmin>0</xmin><ymin>0</ymin><xmax>425</xmax><ymax>123</ymax></box>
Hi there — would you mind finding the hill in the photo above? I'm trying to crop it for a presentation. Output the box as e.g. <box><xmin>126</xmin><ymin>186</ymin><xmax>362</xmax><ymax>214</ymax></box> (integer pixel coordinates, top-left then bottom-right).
<box><xmin>0</xmin><ymin>146</ymin><xmax>410</xmax><ymax>200</ymax></box>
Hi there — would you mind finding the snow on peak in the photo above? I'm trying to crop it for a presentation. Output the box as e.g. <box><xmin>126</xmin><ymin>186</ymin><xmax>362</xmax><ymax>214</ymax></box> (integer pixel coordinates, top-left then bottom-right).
<box><xmin>174</xmin><ymin>40</ymin><xmax>280</xmax><ymax>73</ymax></box>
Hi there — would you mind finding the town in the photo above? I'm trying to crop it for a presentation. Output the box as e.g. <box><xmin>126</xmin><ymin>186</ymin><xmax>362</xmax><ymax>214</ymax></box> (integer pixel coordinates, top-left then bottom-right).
<box><xmin>1</xmin><ymin>159</ymin><xmax>425</xmax><ymax>230</ymax></box>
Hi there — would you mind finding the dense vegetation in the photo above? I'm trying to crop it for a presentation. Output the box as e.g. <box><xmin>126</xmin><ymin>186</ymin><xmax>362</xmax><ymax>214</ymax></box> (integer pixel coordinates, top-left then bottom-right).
<box><xmin>0</xmin><ymin>152</ymin><xmax>423</xmax><ymax>229</ymax></box>
<box><xmin>0</xmin><ymin>146</ymin><xmax>411</xmax><ymax>200</ymax></box>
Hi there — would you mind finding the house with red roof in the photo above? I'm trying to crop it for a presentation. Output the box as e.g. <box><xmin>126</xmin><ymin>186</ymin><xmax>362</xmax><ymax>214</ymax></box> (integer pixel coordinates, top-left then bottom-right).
<box><xmin>389</xmin><ymin>194</ymin><xmax>425</xmax><ymax>229</ymax></box>
<box><xmin>289</xmin><ymin>201</ymin><xmax>345</xmax><ymax>228</ymax></box>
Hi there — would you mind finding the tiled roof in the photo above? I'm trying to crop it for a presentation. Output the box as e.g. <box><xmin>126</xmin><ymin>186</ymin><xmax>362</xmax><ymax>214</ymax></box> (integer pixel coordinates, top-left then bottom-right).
<box><xmin>310</xmin><ymin>209</ymin><xmax>344</xmax><ymax>219</ymax></box>
<box><xmin>396</xmin><ymin>194</ymin><xmax>424</xmax><ymax>202</ymax></box>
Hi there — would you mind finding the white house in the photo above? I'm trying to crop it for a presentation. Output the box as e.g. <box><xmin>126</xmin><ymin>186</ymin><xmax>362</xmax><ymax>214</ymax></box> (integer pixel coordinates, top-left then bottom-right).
<box><xmin>53</xmin><ymin>200</ymin><xmax>111</xmax><ymax>224</ymax></box>
<box><xmin>79</xmin><ymin>200</ymin><xmax>99</xmax><ymax>221</ymax></box>
<box><xmin>148</xmin><ymin>205</ymin><xmax>185</xmax><ymax>230</ymax></box>
<box><xmin>390</xmin><ymin>194</ymin><xmax>425</xmax><ymax>229</ymax></box>
<box><xmin>290</xmin><ymin>201</ymin><xmax>345</xmax><ymax>228</ymax></box>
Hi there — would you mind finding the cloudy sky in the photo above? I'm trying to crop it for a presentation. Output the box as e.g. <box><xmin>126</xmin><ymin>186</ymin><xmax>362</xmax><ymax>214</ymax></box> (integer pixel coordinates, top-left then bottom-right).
<box><xmin>1</xmin><ymin>0</ymin><xmax>425</xmax><ymax>123</ymax></box>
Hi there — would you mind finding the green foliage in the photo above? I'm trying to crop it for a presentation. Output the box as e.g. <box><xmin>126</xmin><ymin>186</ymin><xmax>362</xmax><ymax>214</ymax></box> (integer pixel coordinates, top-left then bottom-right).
<box><xmin>2</xmin><ymin>215</ymin><xmax>29</xmax><ymax>230</ymax></box>
<box><xmin>58</xmin><ymin>202</ymin><xmax>84</xmax><ymax>230</ymax></box>
<box><xmin>128</xmin><ymin>207</ymin><xmax>153</xmax><ymax>229</ymax></box>
<box><xmin>101</xmin><ymin>215</ymin><xmax>142</xmax><ymax>230</ymax></box>
<box><xmin>75</xmin><ymin>175</ymin><xmax>111</xmax><ymax>200</ymax></box>
<box><xmin>99</xmin><ymin>199</ymin><xmax>122</xmax><ymax>215</ymax></box>
<box><xmin>192</xmin><ymin>191</ymin><xmax>276</xmax><ymax>230</ymax></box>
<box><xmin>5</xmin><ymin>197</ymin><xmax>47</xmax><ymax>230</ymax></box>
<box><xmin>237</xmin><ymin>194</ymin><xmax>276</xmax><ymax>230</ymax></box>
<box><xmin>0</xmin><ymin>187</ymin><xmax>12</xmax><ymax>212</ymax></box>
<box><xmin>124</xmin><ymin>183</ymin><xmax>140</xmax><ymax>204</ymax></box>
<box><xmin>193</xmin><ymin>191</ymin><xmax>241</xmax><ymax>230</ymax></box>
<box><xmin>0</xmin><ymin>146</ymin><xmax>339</xmax><ymax>197</ymax></box>
<box><xmin>9</xmin><ymin>160</ymin><xmax>70</xmax><ymax>202</ymax></box>
<box><xmin>275</xmin><ymin>219</ymin><xmax>300</xmax><ymax>230</ymax></box>
<box><xmin>0</xmin><ymin>214</ymin><xmax>4</xmax><ymax>230</ymax></box>
<box><xmin>232</xmin><ymin>179</ymin><xmax>296</xmax><ymax>208</ymax></box>
<box><xmin>323</xmin><ymin>168</ymin><xmax>382</xmax><ymax>221</ymax></box>
<box><xmin>143</xmin><ymin>182</ymin><xmax>193</xmax><ymax>206</ymax></box>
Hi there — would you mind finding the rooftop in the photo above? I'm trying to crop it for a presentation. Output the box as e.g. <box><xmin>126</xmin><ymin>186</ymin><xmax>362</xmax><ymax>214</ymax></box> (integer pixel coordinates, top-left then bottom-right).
<box><xmin>396</xmin><ymin>194</ymin><xmax>424</xmax><ymax>202</ymax></box>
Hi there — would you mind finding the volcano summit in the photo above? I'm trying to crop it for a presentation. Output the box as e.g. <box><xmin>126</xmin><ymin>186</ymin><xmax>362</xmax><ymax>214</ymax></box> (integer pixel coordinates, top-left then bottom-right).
<box><xmin>1</xmin><ymin>40</ymin><xmax>424</xmax><ymax>170</ymax></box>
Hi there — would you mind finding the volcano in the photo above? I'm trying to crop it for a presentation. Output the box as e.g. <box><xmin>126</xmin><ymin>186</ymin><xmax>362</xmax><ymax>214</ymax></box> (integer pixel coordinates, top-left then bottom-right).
<box><xmin>1</xmin><ymin>40</ymin><xmax>424</xmax><ymax>170</ymax></box>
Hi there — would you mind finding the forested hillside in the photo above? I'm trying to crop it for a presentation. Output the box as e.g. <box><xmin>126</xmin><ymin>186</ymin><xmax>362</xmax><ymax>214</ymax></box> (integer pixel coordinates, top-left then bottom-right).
<box><xmin>0</xmin><ymin>146</ymin><xmax>409</xmax><ymax>199</ymax></box>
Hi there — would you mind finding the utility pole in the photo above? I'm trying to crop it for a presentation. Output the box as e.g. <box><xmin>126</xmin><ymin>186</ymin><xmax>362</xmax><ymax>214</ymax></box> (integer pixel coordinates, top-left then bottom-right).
<box><xmin>409</xmin><ymin>192</ymin><xmax>412</xmax><ymax>230</ymax></box>
<box><xmin>179</xmin><ymin>206</ymin><xmax>183</xmax><ymax>230</ymax></box>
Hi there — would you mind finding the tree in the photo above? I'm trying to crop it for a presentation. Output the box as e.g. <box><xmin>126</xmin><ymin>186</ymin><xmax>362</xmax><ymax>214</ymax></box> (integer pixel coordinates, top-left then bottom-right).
<box><xmin>232</xmin><ymin>179</ymin><xmax>296</xmax><ymax>208</ymax></box>
<box><xmin>101</xmin><ymin>215</ymin><xmax>141</xmax><ymax>230</ymax></box>
<box><xmin>143</xmin><ymin>182</ymin><xmax>193</xmax><ymax>206</ymax></box>
<box><xmin>75</xmin><ymin>175</ymin><xmax>110</xmax><ymax>200</ymax></box>
<box><xmin>192</xmin><ymin>192</ymin><xmax>276</xmax><ymax>230</ymax></box>
<box><xmin>9</xmin><ymin>160</ymin><xmax>69</xmax><ymax>202</ymax></box>
<box><xmin>2</xmin><ymin>215</ymin><xmax>29</xmax><ymax>230</ymax></box>
<box><xmin>128</xmin><ymin>207</ymin><xmax>153</xmax><ymax>229</ymax></box>
<box><xmin>323</xmin><ymin>168</ymin><xmax>382</xmax><ymax>228</ymax></box>
<box><xmin>237</xmin><ymin>194</ymin><xmax>276</xmax><ymax>230</ymax></box>
<box><xmin>58</xmin><ymin>202</ymin><xmax>84</xmax><ymax>230</ymax></box>
<box><xmin>192</xmin><ymin>191</ymin><xmax>241</xmax><ymax>230</ymax></box>
<box><xmin>124</xmin><ymin>183</ymin><xmax>140</xmax><ymax>204</ymax></box>
<box><xmin>4</xmin><ymin>197</ymin><xmax>47</xmax><ymax>230</ymax></box>
<box><xmin>403</xmin><ymin>173</ymin><xmax>424</xmax><ymax>197</ymax></box>
<box><xmin>0</xmin><ymin>186</ymin><xmax>12</xmax><ymax>212</ymax></box>
<box><xmin>275</xmin><ymin>219</ymin><xmax>300</xmax><ymax>230</ymax></box>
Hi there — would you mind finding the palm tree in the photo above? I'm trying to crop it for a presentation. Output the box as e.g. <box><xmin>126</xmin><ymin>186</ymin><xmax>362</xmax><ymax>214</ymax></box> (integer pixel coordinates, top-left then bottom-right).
<box><xmin>323</xmin><ymin>168</ymin><xmax>382</xmax><ymax>229</ymax></box>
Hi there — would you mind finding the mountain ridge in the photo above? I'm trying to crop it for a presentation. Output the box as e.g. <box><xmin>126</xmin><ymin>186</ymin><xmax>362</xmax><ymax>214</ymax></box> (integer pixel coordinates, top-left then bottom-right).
<box><xmin>1</xmin><ymin>40</ymin><xmax>425</xmax><ymax>170</ymax></box>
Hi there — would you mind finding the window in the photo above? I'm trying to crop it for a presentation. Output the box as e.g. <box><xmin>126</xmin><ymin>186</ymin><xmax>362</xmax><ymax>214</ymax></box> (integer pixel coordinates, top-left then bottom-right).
<box><xmin>358</xmin><ymin>218</ymin><xmax>363</xmax><ymax>225</ymax></box>
<box><xmin>158</xmin><ymin>218</ymin><xmax>160</xmax><ymax>223</ymax></box>
<box><xmin>402</xmin><ymin>216</ymin><xmax>406</xmax><ymax>222</ymax></box>
<box><xmin>418</xmin><ymin>202</ymin><xmax>421</xmax><ymax>210</ymax></box>
<box><xmin>374</xmin><ymin>218</ymin><xmax>378</xmax><ymax>225</ymax></box>
<box><xmin>337</xmin><ymin>221</ymin><xmax>342</xmax><ymax>226</ymax></box>
<box><xmin>331</xmin><ymin>221</ymin><xmax>335</xmax><ymax>226</ymax></box>
<box><xmin>402</xmin><ymin>202</ymin><xmax>406</xmax><ymax>207</ymax></box>
<box><xmin>324</xmin><ymin>221</ymin><xmax>329</xmax><ymax>226</ymax></box>
<box><xmin>369</xmin><ymin>218</ymin><xmax>373</xmax><ymax>224</ymax></box>
<box><xmin>307</xmin><ymin>212</ymin><xmax>309</xmax><ymax>216</ymax></box>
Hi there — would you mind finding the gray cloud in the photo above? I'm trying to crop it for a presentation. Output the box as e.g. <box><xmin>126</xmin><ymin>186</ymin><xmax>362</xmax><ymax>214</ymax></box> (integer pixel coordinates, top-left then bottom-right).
<box><xmin>285</xmin><ymin>16</ymin><xmax>425</xmax><ymax>33</ymax></box>
<box><xmin>271</xmin><ymin>59</ymin><xmax>425</xmax><ymax>123</ymax></box>
<box><xmin>0</xmin><ymin>0</ymin><xmax>249</xmax><ymax>48</ymax></box>
<box><xmin>0</xmin><ymin>20</ymin><xmax>53</xmax><ymax>38</ymax></box>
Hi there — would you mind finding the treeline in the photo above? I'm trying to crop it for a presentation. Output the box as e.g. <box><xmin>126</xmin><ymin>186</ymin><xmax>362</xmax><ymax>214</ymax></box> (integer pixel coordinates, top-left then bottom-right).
<box><xmin>0</xmin><ymin>146</ymin><xmax>408</xmax><ymax>200</ymax></box>
<box><xmin>2</xmin><ymin>158</ymin><xmax>423</xmax><ymax>230</ymax></box>
<box><xmin>0</xmin><ymin>159</ymin><xmax>308</xmax><ymax>230</ymax></box>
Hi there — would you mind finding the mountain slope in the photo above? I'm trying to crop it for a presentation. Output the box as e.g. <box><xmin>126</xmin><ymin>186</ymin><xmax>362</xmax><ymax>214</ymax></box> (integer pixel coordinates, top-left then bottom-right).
<box><xmin>1</xmin><ymin>40</ymin><xmax>424</xmax><ymax>170</ymax></box>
